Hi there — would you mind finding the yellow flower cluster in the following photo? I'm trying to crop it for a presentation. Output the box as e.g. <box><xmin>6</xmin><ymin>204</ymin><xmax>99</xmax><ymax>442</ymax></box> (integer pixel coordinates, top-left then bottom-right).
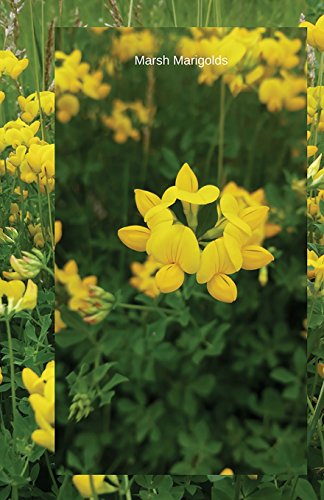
<box><xmin>22</xmin><ymin>361</ymin><xmax>55</xmax><ymax>452</ymax></box>
<box><xmin>56</xmin><ymin>260</ymin><xmax>97</xmax><ymax>312</ymax></box>
<box><xmin>307</xmin><ymin>86</ymin><xmax>324</xmax><ymax>157</ymax></box>
<box><xmin>177</xmin><ymin>29</ymin><xmax>305</xmax><ymax>111</ymax></box>
<box><xmin>130</xmin><ymin>255</ymin><xmax>162</xmax><ymax>298</ymax></box>
<box><xmin>56</xmin><ymin>50</ymin><xmax>111</xmax><ymax>123</ymax></box>
<box><xmin>118</xmin><ymin>163</ymin><xmax>274</xmax><ymax>303</ymax></box>
<box><xmin>0</xmin><ymin>50</ymin><xmax>29</xmax><ymax>79</ymax></box>
<box><xmin>0</xmin><ymin>279</ymin><xmax>37</xmax><ymax>317</ymax></box>
<box><xmin>112</xmin><ymin>28</ymin><xmax>158</xmax><ymax>62</ymax></box>
<box><xmin>18</xmin><ymin>91</ymin><xmax>55</xmax><ymax>123</ymax></box>
<box><xmin>102</xmin><ymin>99</ymin><xmax>152</xmax><ymax>143</ymax></box>
<box><xmin>56</xmin><ymin>259</ymin><xmax>114</xmax><ymax>325</ymax></box>
<box><xmin>0</xmin><ymin>119</ymin><xmax>55</xmax><ymax>192</ymax></box>
<box><xmin>301</xmin><ymin>15</ymin><xmax>324</xmax><ymax>51</ymax></box>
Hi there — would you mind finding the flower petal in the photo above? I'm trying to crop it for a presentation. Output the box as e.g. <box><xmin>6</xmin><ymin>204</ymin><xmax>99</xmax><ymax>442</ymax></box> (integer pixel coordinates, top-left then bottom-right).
<box><xmin>207</xmin><ymin>273</ymin><xmax>237</xmax><ymax>303</ymax></box>
<box><xmin>134</xmin><ymin>189</ymin><xmax>162</xmax><ymax>217</ymax></box>
<box><xmin>242</xmin><ymin>245</ymin><xmax>274</xmax><ymax>270</ymax></box>
<box><xmin>155</xmin><ymin>264</ymin><xmax>184</xmax><ymax>293</ymax></box>
<box><xmin>118</xmin><ymin>225</ymin><xmax>150</xmax><ymax>252</ymax></box>
<box><xmin>175</xmin><ymin>162</ymin><xmax>198</xmax><ymax>192</ymax></box>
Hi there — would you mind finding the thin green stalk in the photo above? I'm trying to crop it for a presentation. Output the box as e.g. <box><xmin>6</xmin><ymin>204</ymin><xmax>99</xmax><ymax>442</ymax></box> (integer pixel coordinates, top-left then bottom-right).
<box><xmin>11</xmin><ymin>486</ymin><xmax>18</xmax><ymax>500</ymax></box>
<box><xmin>28</xmin><ymin>0</ymin><xmax>45</xmax><ymax>140</ymax></box>
<box><xmin>45</xmin><ymin>451</ymin><xmax>59</xmax><ymax>494</ymax></box>
<box><xmin>313</xmin><ymin>52</ymin><xmax>324</xmax><ymax>147</ymax></box>
<box><xmin>118</xmin><ymin>303</ymin><xmax>181</xmax><ymax>315</ymax></box>
<box><xmin>215</xmin><ymin>0</ymin><xmax>222</xmax><ymax>25</ymax></box>
<box><xmin>123</xmin><ymin>475</ymin><xmax>132</xmax><ymax>500</ymax></box>
<box><xmin>5</xmin><ymin>318</ymin><xmax>17</xmax><ymax>441</ymax></box>
<box><xmin>217</xmin><ymin>77</ymin><xmax>226</xmax><ymax>187</ymax></box>
<box><xmin>288</xmin><ymin>477</ymin><xmax>299</xmax><ymax>500</ymax></box>
<box><xmin>127</xmin><ymin>0</ymin><xmax>134</xmax><ymax>26</ymax></box>
<box><xmin>41</xmin><ymin>0</ymin><xmax>45</xmax><ymax>90</ymax></box>
<box><xmin>307</xmin><ymin>380</ymin><xmax>324</xmax><ymax>446</ymax></box>
<box><xmin>205</xmin><ymin>0</ymin><xmax>213</xmax><ymax>26</ymax></box>
<box><xmin>171</xmin><ymin>0</ymin><xmax>177</xmax><ymax>27</ymax></box>
<box><xmin>90</xmin><ymin>476</ymin><xmax>99</xmax><ymax>500</ymax></box>
<box><xmin>197</xmin><ymin>0</ymin><xmax>200</xmax><ymax>26</ymax></box>
<box><xmin>36</xmin><ymin>175</ymin><xmax>46</xmax><ymax>244</ymax></box>
<box><xmin>234</xmin><ymin>475</ymin><xmax>241</xmax><ymax>500</ymax></box>
<box><xmin>45</xmin><ymin>181</ymin><xmax>55</xmax><ymax>251</ymax></box>
<box><xmin>57</xmin><ymin>475</ymin><xmax>70</xmax><ymax>500</ymax></box>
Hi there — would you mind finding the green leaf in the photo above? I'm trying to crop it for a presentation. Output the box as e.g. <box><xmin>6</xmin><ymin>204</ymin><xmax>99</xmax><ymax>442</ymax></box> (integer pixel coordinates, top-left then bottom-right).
<box><xmin>270</xmin><ymin>367</ymin><xmax>296</xmax><ymax>384</ymax></box>
<box><xmin>295</xmin><ymin>478</ymin><xmax>318</xmax><ymax>500</ymax></box>
<box><xmin>196</xmin><ymin>202</ymin><xmax>218</xmax><ymax>239</ymax></box>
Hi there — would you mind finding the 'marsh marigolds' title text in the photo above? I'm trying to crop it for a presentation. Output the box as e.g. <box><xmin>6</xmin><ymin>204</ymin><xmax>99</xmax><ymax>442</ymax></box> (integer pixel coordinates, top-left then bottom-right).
<box><xmin>134</xmin><ymin>54</ymin><xmax>228</xmax><ymax>68</ymax></box>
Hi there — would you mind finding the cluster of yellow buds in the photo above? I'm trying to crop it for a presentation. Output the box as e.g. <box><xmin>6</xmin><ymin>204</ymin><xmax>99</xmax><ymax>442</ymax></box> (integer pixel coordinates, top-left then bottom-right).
<box><xmin>102</xmin><ymin>99</ymin><xmax>152</xmax><ymax>144</ymax></box>
<box><xmin>0</xmin><ymin>226</ymin><xmax>18</xmax><ymax>245</ymax></box>
<box><xmin>56</xmin><ymin>260</ymin><xmax>114</xmax><ymax>324</ymax></box>
<box><xmin>22</xmin><ymin>361</ymin><xmax>55</xmax><ymax>452</ymax></box>
<box><xmin>177</xmin><ymin>29</ymin><xmax>305</xmax><ymax>111</ymax></box>
<box><xmin>0</xmin><ymin>50</ymin><xmax>29</xmax><ymax>80</ymax></box>
<box><xmin>3</xmin><ymin>248</ymin><xmax>47</xmax><ymax>280</ymax></box>
<box><xmin>72</xmin><ymin>475</ymin><xmax>119</xmax><ymax>498</ymax></box>
<box><xmin>112</xmin><ymin>28</ymin><xmax>158</xmax><ymax>62</ymax></box>
<box><xmin>0</xmin><ymin>279</ymin><xmax>38</xmax><ymax>317</ymax></box>
<box><xmin>18</xmin><ymin>91</ymin><xmax>55</xmax><ymax>123</ymax></box>
<box><xmin>307</xmin><ymin>250</ymin><xmax>324</xmax><ymax>290</ymax></box>
<box><xmin>118</xmin><ymin>163</ymin><xmax>274</xmax><ymax>303</ymax></box>
<box><xmin>55</xmin><ymin>50</ymin><xmax>111</xmax><ymax>123</ymax></box>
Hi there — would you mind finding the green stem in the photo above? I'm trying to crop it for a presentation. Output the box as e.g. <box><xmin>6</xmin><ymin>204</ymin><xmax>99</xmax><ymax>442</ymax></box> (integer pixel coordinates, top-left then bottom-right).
<box><xmin>118</xmin><ymin>303</ymin><xmax>180</xmax><ymax>315</ymax></box>
<box><xmin>5</xmin><ymin>318</ymin><xmax>17</xmax><ymax>441</ymax></box>
<box><xmin>288</xmin><ymin>477</ymin><xmax>299</xmax><ymax>500</ymax></box>
<box><xmin>215</xmin><ymin>0</ymin><xmax>222</xmax><ymax>25</ymax></box>
<box><xmin>308</xmin><ymin>380</ymin><xmax>324</xmax><ymax>446</ymax></box>
<box><xmin>127</xmin><ymin>0</ymin><xmax>134</xmax><ymax>26</ymax></box>
<box><xmin>41</xmin><ymin>0</ymin><xmax>45</xmax><ymax>90</ymax></box>
<box><xmin>90</xmin><ymin>476</ymin><xmax>99</xmax><ymax>500</ymax></box>
<box><xmin>45</xmin><ymin>451</ymin><xmax>59</xmax><ymax>494</ymax></box>
<box><xmin>234</xmin><ymin>475</ymin><xmax>241</xmax><ymax>500</ymax></box>
<box><xmin>313</xmin><ymin>52</ymin><xmax>324</xmax><ymax>147</ymax></box>
<box><xmin>57</xmin><ymin>475</ymin><xmax>70</xmax><ymax>500</ymax></box>
<box><xmin>11</xmin><ymin>486</ymin><xmax>18</xmax><ymax>500</ymax></box>
<box><xmin>171</xmin><ymin>0</ymin><xmax>177</xmax><ymax>26</ymax></box>
<box><xmin>197</xmin><ymin>0</ymin><xmax>200</xmax><ymax>26</ymax></box>
<box><xmin>36</xmin><ymin>175</ymin><xmax>46</xmax><ymax>243</ymax></box>
<box><xmin>45</xmin><ymin>181</ymin><xmax>55</xmax><ymax>251</ymax></box>
<box><xmin>28</xmin><ymin>0</ymin><xmax>45</xmax><ymax>140</ymax></box>
<box><xmin>217</xmin><ymin>77</ymin><xmax>226</xmax><ymax>187</ymax></box>
<box><xmin>123</xmin><ymin>475</ymin><xmax>132</xmax><ymax>500</ymax></box>
<box><xmin>205</xmin><ymin>0</ymin><xmax>213</xmax><ymax>25</ymax></box>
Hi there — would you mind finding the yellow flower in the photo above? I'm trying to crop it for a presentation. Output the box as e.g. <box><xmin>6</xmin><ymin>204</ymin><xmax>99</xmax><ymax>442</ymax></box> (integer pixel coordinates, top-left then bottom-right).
<box><xmin>300</xmin><ymin>15</ymin><xmax>324</xmax><ymax>51</ymax></box>
<box><xmin>0</xmin><ymin>367</ymin><xmax>3</xmax><ymax>384</ymax></box>
<box><xmin>148</xmin><ymin>224</ymin><xmax>201</xmax><ymax>293</ymax></box>
<box><xmin>112</xmin><ymin>29</ymin><xmax>158</xmax><ymax>62</ymax></box>
<box><xmin>0</xmin><ymin>91</ymin><xmax>5</xmax><ymax>104</ymax></box>
<box><xmin>72</xmin><ymin>475</ymin><xmax>119</xmax><ymax>498</ymax></box>
<box><xmin>130</xmin><ymin>256</ymin><xmax>162</xmax><ymax>298</ymax></box>
<box><xmin>56</xmin><ymin>94</ymin><xmax>80</xmax><ymax>123</ymax></box>
<box><xmin>0</xmin><ymin>50</ymin><xmax>29</xmax><ymax>79</ymax></box>
<box><xmin>18</xmin><ymin>91</ymin><xmax>55</xmax><ymax>123</ymax></box>
<box><xmin>55</xmin><ymin>220</ymin><xmax>62</xmax><ymax>245</ymax></box>
<box><xmin>55</xmin><ymin>309</ymin><xmax>66</xmax><ymax>333</ymax></box>
<box><xmin>220</xmin><ymin>468</ymin><xmax>234</xmax><ymax>476</ymax></box>
<box><xmin>22</xmin><ymin>361</ymin><xmax>55</xmax><ymax>452</ymax></box>
<box><xmin>0</xmin><ymin>279</ymin><xmax>38</xmax><ymax>316</ymax></box>
<box><xmin>307</xmin><ymin>250</ymin><xmax>324</xmax><ymax>287</ymax></box>
<box><xmin>197</xmin><ymin>237</ymin><xmax>238</xmax><ymax>303</ymax></box>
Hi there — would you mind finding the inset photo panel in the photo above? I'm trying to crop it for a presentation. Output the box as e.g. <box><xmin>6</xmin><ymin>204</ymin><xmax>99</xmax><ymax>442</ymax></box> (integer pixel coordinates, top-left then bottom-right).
<box><xmin>55</xmin><ymin>27</ymin><xmax>306</xmax><ymax>475</ymax></box>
